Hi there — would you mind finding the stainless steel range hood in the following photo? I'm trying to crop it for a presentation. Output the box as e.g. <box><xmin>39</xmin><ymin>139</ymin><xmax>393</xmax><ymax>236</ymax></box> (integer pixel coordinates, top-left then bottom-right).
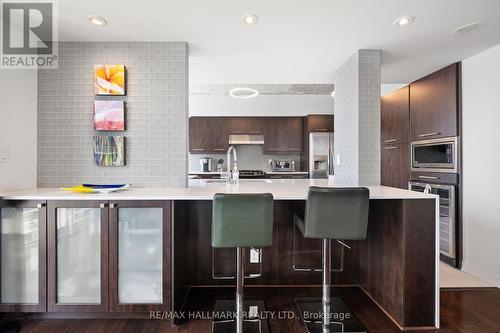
<box><xmin>229</xmin><ymin>134</ymin><xmax>265</xmax><ymax>145</ymax></box>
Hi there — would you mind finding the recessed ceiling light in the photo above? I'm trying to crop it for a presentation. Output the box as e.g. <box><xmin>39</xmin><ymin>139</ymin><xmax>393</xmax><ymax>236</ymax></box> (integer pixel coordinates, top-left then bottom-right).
<box><xmin>393</xmin><ymin>16</ymin><xmax>414</xmax><ymax>26</ymax></box>
<box><xmin>330</xmin><ymin>91</ymin><xmax>335</xmax><ymax>98</ymax></box>
<box><xmin>229</xmin><ymin>87</ymin><xmax>259</xmax><ymax>99</ymax></box>
<box><xmin>242</xmin><ymin>14</ymin><xmax>259</xmax><ymax>25</ymax></box>
<box><xmin>452</xmin><ymin>22</ymin><xmax>487</xmax><ymax>37</ymax></box>
<box><xmin>88</xmin><ymin>15</ymin><xmax>107</xmax><ymax>26</ymax></box>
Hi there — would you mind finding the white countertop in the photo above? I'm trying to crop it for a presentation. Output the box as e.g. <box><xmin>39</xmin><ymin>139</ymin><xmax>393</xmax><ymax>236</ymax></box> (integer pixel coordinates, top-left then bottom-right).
<box><xmin>0</xmin><ymin>179</ymin><xmax>437</xmax><ymax>201</ymax></box>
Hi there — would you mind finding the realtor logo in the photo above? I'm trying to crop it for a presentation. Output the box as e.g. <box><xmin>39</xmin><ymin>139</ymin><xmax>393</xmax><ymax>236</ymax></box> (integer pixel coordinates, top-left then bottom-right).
<box><xmin>1</xmin><ymin>0</ymin><xmax>58</xmax><ymax>69</ymax></box>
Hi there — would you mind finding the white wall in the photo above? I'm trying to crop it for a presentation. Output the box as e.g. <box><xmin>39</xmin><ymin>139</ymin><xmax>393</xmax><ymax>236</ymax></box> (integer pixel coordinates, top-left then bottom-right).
<box><xmin>190</xmin><ymin>94</ymin><xmax>333</xmax><ymax>116</ymax></box>
<box><xmin>462</xmin><ymin>44</ymin><xmax>500</xmax><ymax>287</ymax></box>
<box><xmin>0</xmin><ymin>70</ymin><xmax>38</xmax><ymax>191</ymax></box>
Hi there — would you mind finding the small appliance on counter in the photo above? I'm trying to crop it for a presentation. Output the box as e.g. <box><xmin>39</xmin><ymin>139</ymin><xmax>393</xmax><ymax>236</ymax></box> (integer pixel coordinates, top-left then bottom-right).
<box><xmin>200</xmin><ymin>157</ymin><xmax>212</xmax><ymax>172</ymax></box>
<box><xmin>216</xmin><ymin>159</ymin><xmax>224</xmax><ymax>172</ymax></box>
<box><xmin>269</xmin><ymin>159</ymin><xmax>295</xmax><ymax>172</ymax></box>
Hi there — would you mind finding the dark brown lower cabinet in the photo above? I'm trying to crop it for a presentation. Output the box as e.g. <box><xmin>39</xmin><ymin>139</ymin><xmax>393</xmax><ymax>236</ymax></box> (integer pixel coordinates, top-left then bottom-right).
<box><xmin>0</xmin><ymin>200</ymin><xmax>47</xmax><ymax>312</ymax></box>
<box><xmin>47</xmin><ymin>200</ymin><xmax>109</xmax><ymax>312</ymax></box>
<box><xmin>172</xmin><ymin>201</ymin><xmax>357</xmax><ymax>287</ymax></box>
<box><xmin>108</xmin><ymin>200</ymin><xmax>171</xmax><ymax>312</ymax></box>
<box><xmin>381</xmin><ymin>143</ymin><xmax>410</xmax><ymax>189</ymax></box>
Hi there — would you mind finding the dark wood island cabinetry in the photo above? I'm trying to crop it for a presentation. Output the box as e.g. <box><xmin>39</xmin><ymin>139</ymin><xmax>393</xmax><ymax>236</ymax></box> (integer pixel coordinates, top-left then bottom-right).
<box><xmin>0</xmin><ymin>183</ymin><xmax>438</xmax><ymax>330</ymax></box>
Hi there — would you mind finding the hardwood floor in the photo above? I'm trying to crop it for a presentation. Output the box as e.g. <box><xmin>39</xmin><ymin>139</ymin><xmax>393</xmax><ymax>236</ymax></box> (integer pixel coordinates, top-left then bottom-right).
<box><xmin>15</xmin><ymin>287</ymin><xmax>500</xmax><ymax>333</ymax></box>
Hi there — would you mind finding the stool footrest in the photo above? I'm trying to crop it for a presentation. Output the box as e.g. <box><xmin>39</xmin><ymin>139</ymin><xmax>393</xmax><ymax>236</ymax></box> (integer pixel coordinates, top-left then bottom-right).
<box><xmin>295</xmin><ymin>297</ymin><xmax>366</xmax><ymax>333</ymax></box>
<box><xmin>212</xmin><ymin>300</ymin><xmax>269</xmax><ymax>333</ymax></box>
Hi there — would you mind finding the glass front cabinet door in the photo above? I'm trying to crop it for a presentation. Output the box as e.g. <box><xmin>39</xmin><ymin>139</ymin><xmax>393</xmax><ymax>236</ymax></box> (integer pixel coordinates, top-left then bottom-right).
<box><xmin>0</xmin><ymin>200</ymin><xmax>47</xmax><ymax>312</ymax></box>
<box><xmin>47</xmin><ymin>201</ymin><xmax>109</xmax><ymax>312</ymax></box>
<box><xmin>108</xmin><ymin>201</ymin><xmax>171</xmax><ymax>312</ymax></box>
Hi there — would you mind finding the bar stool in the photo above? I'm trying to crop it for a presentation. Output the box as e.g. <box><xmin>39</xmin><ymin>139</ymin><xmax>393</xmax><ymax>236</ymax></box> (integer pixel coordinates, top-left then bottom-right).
<box><xmin>294</xmin><ymin>186</ymin><xmax>369</xmax><ymax>333</ymax></box>
<box><xmin>211</xmin><ymin>193</ymin><xmax>274</xmax><ymax>333</ymax></box>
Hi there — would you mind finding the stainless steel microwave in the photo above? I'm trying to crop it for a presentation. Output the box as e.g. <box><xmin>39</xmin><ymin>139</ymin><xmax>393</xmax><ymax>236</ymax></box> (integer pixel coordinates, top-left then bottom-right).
<box><xmin>411</xmin><ymin>137</ymin><xmax>459</xmax><ymax>173</ymax></box>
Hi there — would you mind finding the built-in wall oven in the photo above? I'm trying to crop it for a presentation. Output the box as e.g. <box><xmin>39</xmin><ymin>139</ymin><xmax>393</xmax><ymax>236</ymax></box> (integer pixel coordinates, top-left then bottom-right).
<box><xmin>411</xmin><ymin>137</ymin><xmax>459</xmax><ymax>173</ymax></box>
<box><xmin>409</xmin><ymin>182</ymin><xmax>456</xmax><ymax>259</ymax></box>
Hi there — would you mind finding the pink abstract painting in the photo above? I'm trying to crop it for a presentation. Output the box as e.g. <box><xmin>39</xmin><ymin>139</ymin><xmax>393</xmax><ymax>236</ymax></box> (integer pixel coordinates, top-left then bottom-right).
<box><xmin>94</xmin><ymin>100</ymin><xmax>125</xmax><ymax>131</ymax></box>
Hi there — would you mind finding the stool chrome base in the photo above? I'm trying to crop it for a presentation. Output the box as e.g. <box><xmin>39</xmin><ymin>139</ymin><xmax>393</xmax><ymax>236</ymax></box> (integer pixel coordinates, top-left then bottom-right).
<box><xmin>212</xmin><ymin>300</ymin><xmax>269</xmax><ymax>333</ymax></box>
<box><xmin>295</xmin><ymin>297</ymin><xmax>366</xmax><ymax>333</ymax></box>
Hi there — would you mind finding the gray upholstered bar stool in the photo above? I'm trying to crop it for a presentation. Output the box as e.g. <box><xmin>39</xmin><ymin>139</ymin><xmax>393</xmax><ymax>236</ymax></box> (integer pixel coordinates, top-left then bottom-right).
<box><xmin>294</xmin><ymin>186</ymin><xmax>369</xmax><ymax>333</ymax></box>
<box><xmin>211</xmin><ymin>193</ymin><xmax>274</xmax><ymax>333</ymax></box>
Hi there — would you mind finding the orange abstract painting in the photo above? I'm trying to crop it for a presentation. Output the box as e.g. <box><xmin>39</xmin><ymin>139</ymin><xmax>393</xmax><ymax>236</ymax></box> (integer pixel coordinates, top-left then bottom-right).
<box><xmin>94</xmin><ymin>64</ymin><xmax>126</xmax><ymax>95</ymax></box>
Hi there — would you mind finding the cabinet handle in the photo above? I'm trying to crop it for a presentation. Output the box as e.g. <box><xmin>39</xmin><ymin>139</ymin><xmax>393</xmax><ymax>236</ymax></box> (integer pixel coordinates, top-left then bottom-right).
<box><xmin>418</xmin><ymin>175</ymin><xmax>439</xmax><ymax>180</ymax></box>
<box><xmin>192</xmin><ymin>148</ymin><xmax>205</xmax><ymax>151</ymax></box>
<box><xmin>384</xmin><ymin>138</ymin><xmax>398</xmax><ymax>143</ymax></box>
<box><xmin>384</xmin><ymin>146</ymin><xmax>399</xmax><ymax>150</ymax></box>
<box><xmin>314</xmin><ymin>128</ymin><xmax>328</xmax><ymax>131</ymax></box>
<box><xmin>212</xmin><ymin>148</ymin><xmax>225</xmax><ymax>151</ymax></box>
<box><xmin>37</xmin><ymin>203</ymin><xmax>46</xmax><ymax>208</ymax></box>
<box><xmin>249</xmin><ymin>130</ymin><xmax>261</xmax><ymax>133</ymax></box>
<box><xmin>109</xmin><ymin>203</ymin><xmax>117</xmax><ymax>208</ymax></box>
<box><xmin>100</xmin><ymin>203</ymin><xmax>108</xmax><ymax>208</ymax></box>
<box><xmin>267</xmin><ymin>148</ymin><xmax>280</xmax><ymax>151</ymax></box>
<box><xmin>231</xmin><ymin>130</ymin><xmax>244</xmax><ymax>134</ymax></box>
<box><xmin>418</xmin><ymin>132</ymin><xmax>441</xmax><ymax>137</ymax></box>
<box><xmin>288</xmin><ymin>148</ymin><xmax>301</xmax><ymax>151</ymax></box>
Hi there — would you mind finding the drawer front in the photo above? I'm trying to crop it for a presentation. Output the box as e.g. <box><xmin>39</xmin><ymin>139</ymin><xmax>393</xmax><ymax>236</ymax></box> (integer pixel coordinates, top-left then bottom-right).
<box><xmin>410</xmin><ymin>171</ymin><xmax>458</xmax><ymax>185</ymax></box>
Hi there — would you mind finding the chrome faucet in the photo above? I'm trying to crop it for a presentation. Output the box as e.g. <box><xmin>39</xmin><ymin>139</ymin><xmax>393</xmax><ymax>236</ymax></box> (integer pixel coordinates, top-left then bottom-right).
<box><xmin>226</xmin><ymin>145</ymin><xmax>239</xmax><ymax>183</ymax></box>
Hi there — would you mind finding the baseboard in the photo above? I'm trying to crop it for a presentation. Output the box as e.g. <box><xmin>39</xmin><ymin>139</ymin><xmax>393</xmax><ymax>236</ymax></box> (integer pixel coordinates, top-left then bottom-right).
<box><xmin>461</xmin><ymin>261</ymin><xmax>500</xmax><ymax>288</ymax></box>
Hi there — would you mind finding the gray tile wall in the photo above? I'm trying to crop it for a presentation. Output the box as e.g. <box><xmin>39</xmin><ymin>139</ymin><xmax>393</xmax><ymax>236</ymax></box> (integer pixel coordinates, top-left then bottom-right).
<box><xmin>333</xmin><ymin>50</ymin><xmax>381</xmax><ymax>186</ymax></box>
<box><xmin>37</xmin><ymin>42</ymin><xmax>189</xmax><ymax>187</ymax></box>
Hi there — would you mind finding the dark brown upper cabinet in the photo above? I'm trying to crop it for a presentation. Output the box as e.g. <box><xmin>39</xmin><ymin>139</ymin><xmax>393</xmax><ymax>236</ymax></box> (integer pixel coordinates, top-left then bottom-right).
<box><xmin>189</xmin><ymin>117</ymin><xmax>229</xmax><ymax>154</ymax></box>
<box><xmin>410</xmin><ymin>63</ymin><xmax>460</xmax><ymax>141</ymax></box>
<box><xmin>208</xmin><ymin>117</ymin><xmax>230</xmax><ymax>153</ymax></box>
<box><xmin>190</xmin><ymin>116</ymin><xmax>303</xmax><ymax>155</ymax></box>
<box><xmin>228</xmin><ymin>117</ymin><xmax>247</xmax><ymax>134</ymax></box>
<box><xmin>306</xmin><ymin>115</ymin><xmax>334</xmax><ymax>133</ymax></box>
<box><xmin>381</xmin><ymin>86</ymin><xmax>410</xmax><ymax>145</ymax></box>
<box><xmin>189</xmin><ymin>117</ymin><xmax>210</xmax><ymax>153</ymax></box>
<box><xmin>228</xmin><ymin>117</ymin><xmax>265</xmax><ymax>135</ymax></box>
<box><xmin>245</xmin><ymin>117</ymin><xmax>265</xmax><ymax>135</ymax></box>
<box><xmin>263</xmin><ymin>117</ymin><xmax>304</xmax><ymax>154</ymax></box>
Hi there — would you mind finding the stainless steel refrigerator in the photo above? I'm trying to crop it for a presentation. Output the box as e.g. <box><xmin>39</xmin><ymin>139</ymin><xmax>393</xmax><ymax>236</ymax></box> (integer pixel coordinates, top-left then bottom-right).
<box><xmin>309</xmin><ymin>132</ymin><xmax>334</xmax><ymax>179</ymax></box>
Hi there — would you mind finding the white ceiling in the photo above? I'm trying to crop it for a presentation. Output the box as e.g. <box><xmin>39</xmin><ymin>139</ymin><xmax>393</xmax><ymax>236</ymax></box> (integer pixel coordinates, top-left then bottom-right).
<box><xmin>57</xmin><ymin>0</ymin><xmax>500</xmax><ymax>84</ymax></box>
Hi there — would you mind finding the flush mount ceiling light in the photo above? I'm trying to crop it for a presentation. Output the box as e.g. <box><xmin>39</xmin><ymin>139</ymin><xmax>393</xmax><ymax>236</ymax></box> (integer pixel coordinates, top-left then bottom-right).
<box><xmin>393</xmin><ymin>16</ymin><xmax>414</xmax><ymax>26</ymax></box>
<box><xmin>87</xmin><ymin>15</ymin><xmax>107</xmax><ymax>26</ymax></box>
<box><xmin>452</xmin><ymin>22</ymin><xmax>487</xmax><ymax>37</ymax></box>
<box><xmin>242</xmin><ymin>14</ymin><xmax>259</xmax><ymax>25</ymax></box>
<box><xmin>229</xmin><ymin>87</ymin><xmax>259</xmax><ymax>99</ymax></box>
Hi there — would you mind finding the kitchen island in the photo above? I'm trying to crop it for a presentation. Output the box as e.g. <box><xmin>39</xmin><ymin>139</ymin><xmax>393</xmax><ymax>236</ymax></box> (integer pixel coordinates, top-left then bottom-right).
<box><xmin>0</xmin><ymin>180</ymin><xmax>438</xmax><ymax>330</ymax></box>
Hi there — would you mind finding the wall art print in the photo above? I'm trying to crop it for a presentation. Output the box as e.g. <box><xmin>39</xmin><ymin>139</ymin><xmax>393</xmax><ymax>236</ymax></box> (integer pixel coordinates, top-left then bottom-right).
<box><xmin>94</xmin><ymin>100</ymin><xmax>125</xmax><ymax>131</ymax></box>
<box><xmin>94</xmin><ymin>64</ymin><xmax>126</xmax><ymax>95</ymax></box>
<box><xmin>93</xmin><ymin>135</ymin><xmax>125</xmax><ymax>166</ymax></box>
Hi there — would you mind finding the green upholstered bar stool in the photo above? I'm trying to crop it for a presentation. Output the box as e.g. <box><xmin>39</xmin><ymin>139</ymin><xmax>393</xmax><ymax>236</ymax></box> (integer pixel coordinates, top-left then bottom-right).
<box><xmin>294</xmin><ymin>187</ymin><xmax>369</xmax><ymax>333</ymax></box>
<box><xmin>211</xmin><ymin>193</ymin><xmax>274</xmax><ymax>333</ymax></box>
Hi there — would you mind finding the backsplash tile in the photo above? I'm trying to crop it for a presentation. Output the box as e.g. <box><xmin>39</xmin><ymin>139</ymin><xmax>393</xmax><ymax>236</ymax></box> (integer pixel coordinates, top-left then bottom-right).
<box><xmin>37</xmin><ymin>42</ymin><xmax>189</xmax><ymax>187</ymax></box>
<box><xmin>188</xmin><ymin>145</ymin><xmax>300</xmax><ymax>173</ymax></box>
